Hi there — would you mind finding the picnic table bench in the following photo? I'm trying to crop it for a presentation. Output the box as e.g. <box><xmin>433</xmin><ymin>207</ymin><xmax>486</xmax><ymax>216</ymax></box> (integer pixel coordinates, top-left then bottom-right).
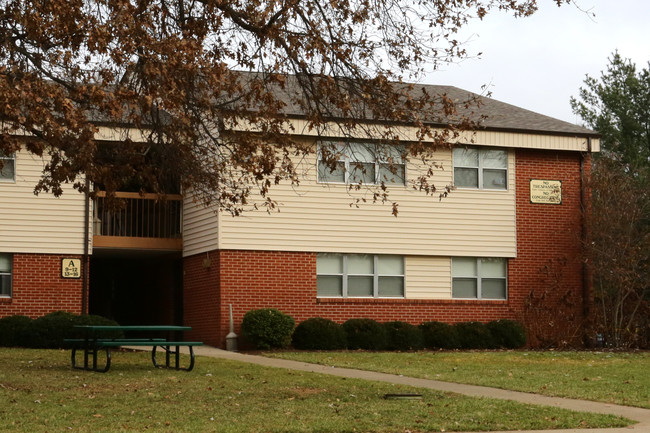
<box><xmin>65</xmin><ymin>325</ymin><xmax>203</xmax><ymax>373</ymax></box>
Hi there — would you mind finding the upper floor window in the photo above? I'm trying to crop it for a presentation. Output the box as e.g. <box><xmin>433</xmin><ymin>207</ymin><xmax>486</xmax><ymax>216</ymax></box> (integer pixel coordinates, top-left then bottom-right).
<box><xmin>0</xmin><ymin>254</ymin><xmax>12</xmax><ymax>297</ymax></box>
<box><xmin>0</xmin><ymin>152</ymin><xmax>15</xmax><ymax>182</ymax></box>
<box><xmin>453</xmin><ymin>147</ymin><xmax>507</xmax><ymax>190</ymax></box>
<box><xmin>317</xmin><ymin>253</ymin><xmax>404</xmax><ymax>298</ymax></box>
<box><xmin>452</xmin><ymin>257</ymin><xmax>507</xmax><ymax>300</ymax></box>
<box><xmin>318</xmin><ymin>142</ymin><xmax>405</xmax><ymax>185</ymax></box>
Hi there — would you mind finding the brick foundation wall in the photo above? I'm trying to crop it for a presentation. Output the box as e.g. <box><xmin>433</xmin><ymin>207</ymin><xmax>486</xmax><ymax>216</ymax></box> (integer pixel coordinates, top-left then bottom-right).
<box><xmin>0</xmin><ymin>253</ymin><xmax>85</xmax><ymax>319</ymax></box>
<box><xmin>186</xmin><ymin>250</ymin><xmax>520</xmax><ymax>348</ymax></box>
<box><xmin>182</xmin><ymin>149</ymin><xmax>590</xmax><ymax>348</ymax></box>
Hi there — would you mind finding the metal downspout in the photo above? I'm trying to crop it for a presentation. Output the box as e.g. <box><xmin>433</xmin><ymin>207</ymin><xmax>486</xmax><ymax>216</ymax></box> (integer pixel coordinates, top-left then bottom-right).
<box><xmin>82</xmin><ymin>188</ymin><xmax>90</xmax><ymax>315</ymax></box>
<box><xmin>580</xmin><ymin>138</ymin><xmax>594</xmax><ymax>345</ymax></box>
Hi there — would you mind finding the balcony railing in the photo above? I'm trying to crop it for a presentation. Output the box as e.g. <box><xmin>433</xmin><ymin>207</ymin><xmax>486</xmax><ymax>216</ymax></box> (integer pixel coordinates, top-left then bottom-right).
<box><xmin>93</xmin><ymin>192</ymin><xmax>183</xmax><ymax>250</ymax></box>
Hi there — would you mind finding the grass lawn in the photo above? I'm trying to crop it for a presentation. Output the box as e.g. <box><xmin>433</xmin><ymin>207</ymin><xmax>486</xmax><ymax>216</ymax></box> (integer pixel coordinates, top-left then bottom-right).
<box><xmin>266</xmin><ymin>351</ymin><xmax>650</xmax><ymax>409</ymax></box>
<box><xmin>0</xmin><ymin>348</ymin><xmax>630</xmax><ymax>432</ymax></box>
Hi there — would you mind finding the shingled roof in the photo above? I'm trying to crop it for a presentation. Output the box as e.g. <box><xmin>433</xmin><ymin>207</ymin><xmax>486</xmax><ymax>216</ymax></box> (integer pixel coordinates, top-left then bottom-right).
<box><xmin>433</xmin><ymin>85</ymin><xmax>597</xmax><ymax>137</ymax></box>
<box><xmin>256</xmin><ymin>73</ymin><xmax>597</xmax><ymax>138</ymax></box>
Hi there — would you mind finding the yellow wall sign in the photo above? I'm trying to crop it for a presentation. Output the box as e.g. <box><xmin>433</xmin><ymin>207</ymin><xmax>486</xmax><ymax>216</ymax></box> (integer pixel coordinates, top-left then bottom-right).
<box><xmin>62</xmin><ymin>258</ymin><xmax>82</xmax><ymax>279</ymax></box>
<box><xmin>530</xmin><ymin>179</ymin><xmax>562</xmax><ymax>204</ymax></box>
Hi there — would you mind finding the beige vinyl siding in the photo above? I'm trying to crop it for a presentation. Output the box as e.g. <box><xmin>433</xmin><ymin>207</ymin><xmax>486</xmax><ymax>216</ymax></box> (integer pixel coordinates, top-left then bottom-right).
<box><xmin>405</xmin><ymin>256</ymin><xmax>452</xmax><ymax>299</ymax></box>
<box><xmin>182</xmin><ymin>190</ymin><xmax>219</xmax><ymax>257</ymax></box>
<box><xmin>230</xmin><ymin>118</ymin><xmax>599</xmax><ymax>152</ymax></box>
<box><xmin>217</xmin><ymin>145</ymin><xmax>516</xmax><ymax>257</ymax></box>
<box><xmin>0</xmin><ymin>149</ymin><xmax>89</xmax><ymax>255</ymax></box>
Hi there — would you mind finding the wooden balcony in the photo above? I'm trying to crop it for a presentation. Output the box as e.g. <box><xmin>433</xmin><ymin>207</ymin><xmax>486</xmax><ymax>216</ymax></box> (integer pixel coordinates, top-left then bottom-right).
<box><xmin>93</xmin><ymin>192</ymin><xmax>183</xmax><ymax>251</ymax></box>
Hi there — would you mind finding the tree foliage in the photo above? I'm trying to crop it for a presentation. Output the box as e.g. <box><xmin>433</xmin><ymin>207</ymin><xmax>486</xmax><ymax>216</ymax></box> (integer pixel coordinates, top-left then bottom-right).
<box><xmin>0</xmin><ymin>0</ymin><xmax>568</xmax><ymax>213</ymax></box>
<box><xmin>584</xmin><ymin>158</ymin><xmax>650</xmax><ymax>348</ymax></box>
<box><xmin>572</xmin><ymin>53</ymin><xmax>650</xmax><ymax>348</ymax></box>
<box><xmin>571</xmin><ymin>52</ymin><xmax>650</xmax><ymax>176</ymax></box>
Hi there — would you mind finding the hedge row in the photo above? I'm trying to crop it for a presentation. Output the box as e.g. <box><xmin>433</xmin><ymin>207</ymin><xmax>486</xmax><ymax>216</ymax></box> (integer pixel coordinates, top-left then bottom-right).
<box><xmin>241</xmin><ymin>308</ymin><xmax>526</xmax><ymax>350</ymax></box>
<box><xmin>0</xmin><ymin>311</ymin><xmax>121</xmax><ymax>348</ymax></box>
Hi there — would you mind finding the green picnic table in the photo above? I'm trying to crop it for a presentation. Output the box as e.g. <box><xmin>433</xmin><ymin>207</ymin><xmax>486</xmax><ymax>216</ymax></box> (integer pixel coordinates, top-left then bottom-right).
<box><xmin>66</xmin><ymin>325</ymin><xmax>203</xmax><ymax>373</ymax></box>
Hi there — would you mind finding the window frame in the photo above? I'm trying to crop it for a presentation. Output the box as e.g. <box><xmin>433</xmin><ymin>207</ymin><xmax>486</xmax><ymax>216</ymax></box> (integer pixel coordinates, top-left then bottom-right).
<box><xmin>453</xmin><ymin>146</ymin><xmax>508</xmax><ymax>190</ymax></box>
<box><xmin>451</xmin><ymin>257</ymin><xmax>508</xmax><ymax>300</ymax></box>
<box><xmin>0</xmin><ymin>253</ymin><xmax>13</xmax><ymax>298</ymax></box>
<box><xmin>0</xmin><ymin>152</ymin><xmax>15</xmax><ymax>182</ymax></box>
<box><xmin>317</xmin><ymin>253</ymin><xmax>405</xmax><ymax>298</ymax></box>
<box><xmin>317</xmin><ymin>142</ymin><xmax>406</xmax><ymax>186</ymax></box>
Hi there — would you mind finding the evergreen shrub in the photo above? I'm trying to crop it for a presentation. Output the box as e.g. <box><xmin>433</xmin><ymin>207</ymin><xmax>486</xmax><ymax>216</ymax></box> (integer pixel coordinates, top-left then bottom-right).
<box><xmin>383</xmin><ymin>321</ymin><xmax>424</xmax><ymax>351</ymax></box>
<box><xmin>29</xmin><ymin>311</ymin><xmax>122</xmax><ymax>348</ymax></box>
<box><xmin>0</xmin><ymin>315</ymin><xmax>33</xmax><ymax>347</ymax></box>
<box><xmin>241</xmin><ymin>308</ymin><xmax>295</xmax><ymax>350</ymax></box>
<box><xmin>487</xmin><ymin>319</ymin><xmax>527</xmax><ymax>349</ymax></box>
<box><xmin>454</xmin><ymin>321</ymin><xmax>497</xmax><ymax>349</ymax></box>
<box><xmin>292</xmin><ymin>317</ymin><xmax>347</xmax><ymax>350</ymax></box>
<box><xmin>419</xmin><ymin>321</ymin><xmax>461</xmax><ymax>349</ymax></box>
<box><xmin>342</xmin><ymin>318</ymin><xmax>388</xmax><ymax>350</ymax></box>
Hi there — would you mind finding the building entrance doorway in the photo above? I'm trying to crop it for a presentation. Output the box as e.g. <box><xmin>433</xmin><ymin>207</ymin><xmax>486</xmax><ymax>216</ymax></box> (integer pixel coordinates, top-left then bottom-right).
<box><xmin>89</xmin><ymin>251</ymin><xmax>183</xmax><ymax>325</ymax></box>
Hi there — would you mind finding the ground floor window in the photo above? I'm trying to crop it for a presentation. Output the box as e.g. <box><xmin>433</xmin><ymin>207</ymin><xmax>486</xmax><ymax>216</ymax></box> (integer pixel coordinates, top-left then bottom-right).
<box><xmin>452</xmin><ymin>257</ymin><xmax>507</xmax><ymax>299</ymax></box>
<box><xmin>0</xmin><ymin>254</ymin><xmax>12</xmax><ymax>297</ymax></box>
<box><xmin>317</xmin><ymin>253</ymin><xmax>404</xmax><ymax>298</ymax></box>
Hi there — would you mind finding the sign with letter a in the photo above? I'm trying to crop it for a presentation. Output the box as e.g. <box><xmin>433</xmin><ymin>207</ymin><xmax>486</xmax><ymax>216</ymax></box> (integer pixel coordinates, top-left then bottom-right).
<box><xmin>62</xmin><ymin>258</ymin><xmax>82</xmax><ymax>279</ymax></box>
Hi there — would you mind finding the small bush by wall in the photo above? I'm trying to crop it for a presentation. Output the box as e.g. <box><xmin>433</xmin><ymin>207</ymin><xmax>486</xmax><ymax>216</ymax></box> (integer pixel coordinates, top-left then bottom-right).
<box><xmin>343</xmin><ymin>318</ymin><xmax>389</xmax><ymax>350</ymax></box>
<box><xmin>487</xmin><ymin>319</ymin><xmax>527</xmax><ymax>349</ymax></box>
<box><xmin>0</xmin><ymin>315</ymin><xmax>33</xmax><ymax>347</ymax></box>
<box><xmin>0</xmin><ymin>312</ymin><xmax>121</xmax><ymax>348</ymax></box>
<box><xmin>29</xmin><ymin>311</ymin><xmax>78</xmax><ymax>348</ymax></box>
<box><xmin>292</xmin><ymin>317</ymin><xmax>347</xmax><ymax>350</ymax></box>
<box><xmin>241</xmin><ymin>308</ymin><xmax>295</xmax><ymax>350</ymax></box>
<box><xmin>384</xmin><ymin>321</ymin><xmax>424</xmax><ymax>351</ymax></box>
<box><xmin>454</xmin><ymin>321</ymin><xmax>497</xmax><ymax>349</ymax></box>
<box><xmin>419</xmin><ymin>321</ymin><xmax>461</xmax><ymax>349</ymax></box>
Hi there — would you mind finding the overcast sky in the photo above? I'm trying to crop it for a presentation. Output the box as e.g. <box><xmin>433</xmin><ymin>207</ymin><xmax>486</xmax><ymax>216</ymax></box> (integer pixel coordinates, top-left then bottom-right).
<box><xmin>422</xmin><ymin>0</ymin><xmax>650</xmax><ymax>125</ymax></box>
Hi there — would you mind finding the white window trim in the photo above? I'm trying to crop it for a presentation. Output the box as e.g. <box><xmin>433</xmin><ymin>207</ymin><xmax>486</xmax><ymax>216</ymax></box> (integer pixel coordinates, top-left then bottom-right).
<box><xmin>0</xmin><ymin>152</ymin><xmax>15</xmax><ymax>183</ymax></box>
<box><xmin>453</xmin><ymin>146</ymin><xmax>508</xmax><ymax>190</ymax></box>
<box><xmin>317</xmin><ymin>253</ymin><xmax>405</xmax><ymax>298</ymax></box>
<box><xmin>317</xmin><ymin>142</ymin><xmax>406</xmax><ymax>186</ymax></box>
<box><xmin>452</xmin><ymin>257</ymin><xmax>508</xmax><ymax>300</ymax></box>
<box><xmin>0</xmin><ymin>253</ymin><xmax>12</xmax><ymax>298</ymax></box>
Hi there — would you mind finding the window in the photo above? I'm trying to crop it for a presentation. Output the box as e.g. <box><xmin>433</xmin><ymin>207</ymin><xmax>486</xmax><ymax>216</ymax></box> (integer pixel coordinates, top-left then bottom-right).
<box><xmin>453</xmin><ymin>147</ymin><xmax>507</xmax><ymax>189</ymax></box>
<box><xmin>0</xmin><ymin>254</ymin><xmax>12</xmax><ymax>297</ymax></box>
<box><xmin>317</xmin><ymin>253</ymin><xmax>404</xmax><ymax>298</ymax></box>
<box><xmin>318</xmin><ymin>142</ymin><xmax>405</xmax><ymax>185</ymax></box>
<box><xmin>452</xmin><ymin>257</ymin><xmax>507</xmax><ymax>299</ymax></box>
<box><xmin>0</xmin><ymin>152</ymin><xmax>15</xmax><ymax>182</ymax></box>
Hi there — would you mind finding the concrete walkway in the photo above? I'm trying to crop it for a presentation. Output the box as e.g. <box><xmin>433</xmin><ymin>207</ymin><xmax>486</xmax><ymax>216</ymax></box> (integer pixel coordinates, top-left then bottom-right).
<box><xmin>173</xmin><ymin>346</ymin><xmax>650</xmax><ymax>433</ymax></box>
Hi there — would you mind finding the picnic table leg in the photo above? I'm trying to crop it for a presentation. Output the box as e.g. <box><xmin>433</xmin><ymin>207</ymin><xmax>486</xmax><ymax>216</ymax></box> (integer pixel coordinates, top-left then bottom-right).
<box><xmin>151</xmin><ymin>346</ymin><xmax>196</xmax><ymax>371</ymax></box>
<box><xmin>71</xmin><ymin>347</ymin><xmax>111</xmax><ymax>372</ymax></box>
<box><xmin>187</xmin><ymin>346</ymin><xmax>195</xmax><ymax>372</ymax></box>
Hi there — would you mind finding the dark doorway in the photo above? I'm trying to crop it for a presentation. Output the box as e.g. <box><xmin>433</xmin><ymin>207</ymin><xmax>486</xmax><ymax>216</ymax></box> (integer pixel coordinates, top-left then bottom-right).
<box><xmin>89</xmin><ymin>252</ymin><xmax>183</xmax><ymax>325</ymax></box>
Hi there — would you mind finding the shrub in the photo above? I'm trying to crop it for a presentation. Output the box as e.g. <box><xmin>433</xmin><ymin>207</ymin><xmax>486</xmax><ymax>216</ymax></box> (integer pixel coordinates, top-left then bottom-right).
<box><xmin>0</xmin><ymin>315</ymin><xmax>33</xmax><ymax>347</ymax></box>
<box><xmin>487</xmin><ymin>319</ymin><xmax>527</xmax><ymax>349</ymax></box>
<box><xmin>342</xmin><ymin>318</ymin><xmax>388</xmax><ymax>350</ymax></box>
<box><xmin>29</xmin><ymin>311</ymin><xmax>79</xmax><ymax>348</ymax></box>
<box><xmin>241</xmin><ymin>308</ymin><xmax>295</xmax><ymax>350</ymax></box>
<box><xmin>292</xmin><ymin>318</ymin><xmax>347</xmax><ymax>350</ymax></box>
<box><xmin>419</xmin><ymin>321</ymin><xmax>461</xmax><ymax>349</ymax></box>
<box><xmin>2</xmin><ymin>312</ymin><xmax>122</xmax><ymax>348</ymax></box>
<box><xmin>383</xmin><ymin>321</ymin><xmax>424</xmax><ymax>351</ymax></box>
<box><xmin>454</xmin><ymin>321</ymin><xmax>496</xmax><ymax>349</ymax></box>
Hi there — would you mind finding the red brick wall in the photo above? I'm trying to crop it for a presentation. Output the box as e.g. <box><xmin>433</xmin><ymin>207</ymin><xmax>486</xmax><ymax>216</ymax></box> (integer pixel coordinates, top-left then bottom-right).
<box><xmin>182</xmin><ymin>149</ymin><xmax>590</xmax><ymax>348</ymax></box>
<box><xmin>185</xmin><ymin>249</ymin><xmax>518</xmax><ymax>348</ymax></box>
<box><xmin>0</xmin><ymin>253</ymin><xmax>85</xmax><ymax>318</ymax></box>
<box><xmin>183</xmin><ymin>252</ymin><xmax>221</xmax><ymax>344</ymax></box>
<box><xmin>510</xmin><ymin>149</ymin><xmax>589</xmax><ymax>345</ymax></box>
